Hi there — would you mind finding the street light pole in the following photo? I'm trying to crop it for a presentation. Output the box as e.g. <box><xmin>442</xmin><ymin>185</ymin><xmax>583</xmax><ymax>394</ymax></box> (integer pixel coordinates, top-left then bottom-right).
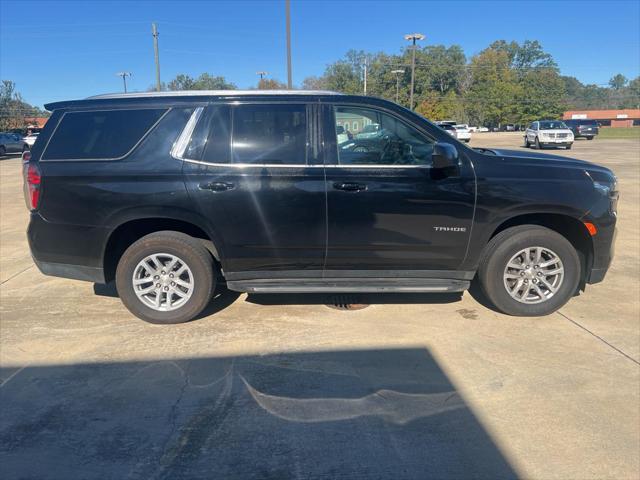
<box><xmin>285</xmin><ymin>0</ymin><xmax>292</xmax><ymax>88</ymax></box>
<box><xmin>152</xmin><ymin>23</ymin><xmax>161</xmax><ymax>91</ymax></box>
<box><xmin>363</xmin><ymin>56</ymin><xmax>368</xmax><ymax>95</ymax></box>
<box><xmin>116</xmin><ymin>72</ymin><xmax>132</xmax><ymax>93</ymax></box>
<box><xmin>404</xmin><ymin>33</ymin><xmax>424</xmax><ymax>110</ymax></box>
<box><xmin>391</xmin><ymin>69</ymin><xmax>405</xmax><ymax>104</ymax></box>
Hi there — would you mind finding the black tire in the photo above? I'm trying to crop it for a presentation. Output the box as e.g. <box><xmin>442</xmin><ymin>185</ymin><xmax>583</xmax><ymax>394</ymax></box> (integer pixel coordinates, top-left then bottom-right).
<box><xmin>587</xmin><ymin>137</ymin><xmax>594</xmax><ymax>140</ymax></box>
<box><xmin>524</xmin><ymin>136</ymin><xmax>530</xmax><ymax>148</ymax></box>
<box><xmin>477</xmin><ymin>225</ymin><xmax>581</xmax><ymax>316</ymax></box>
<box><xmin>566</xmin><ymin>144</ymin><xmax>572</xmax><ymax>150</ymax></box>
<box><xmin>115</xmin><ymin>231</ymin><xmax>215</xmax><ymax>324</ymax></box>
<box><xmin>534</xmin><ymin>137</ymin><xmax>541</xmax><ymax>149</ymax></box>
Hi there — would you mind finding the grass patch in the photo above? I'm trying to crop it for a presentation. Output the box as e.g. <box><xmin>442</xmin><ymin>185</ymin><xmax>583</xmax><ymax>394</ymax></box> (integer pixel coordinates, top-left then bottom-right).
<box><xmin>597</xmin><ymin>127</ymin><xmax>640</xmax><ymax>139</ymax></box>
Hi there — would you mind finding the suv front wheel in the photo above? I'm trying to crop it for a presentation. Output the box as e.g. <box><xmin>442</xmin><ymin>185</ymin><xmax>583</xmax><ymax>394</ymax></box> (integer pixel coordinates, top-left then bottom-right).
<box><xmin>477</xmin><ymin>225</ymin><xmax>580</xmax><ymax>316</ymax></box>
<box><xmin>115</xmin><ymin>231</ymin><xmax>215</xmax><ymax>324</ymax></box>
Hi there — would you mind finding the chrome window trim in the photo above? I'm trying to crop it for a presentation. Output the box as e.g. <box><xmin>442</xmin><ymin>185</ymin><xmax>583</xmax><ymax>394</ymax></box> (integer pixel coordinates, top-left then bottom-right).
<box><xmin>41</xmin><ymin>107</ymin><xmax>171</xmax><ymax>162</ymax></box>
<box><xmin>170</xmin><ymin>106</ymin><xmax>205</xmax><ymax>161</ymax></box>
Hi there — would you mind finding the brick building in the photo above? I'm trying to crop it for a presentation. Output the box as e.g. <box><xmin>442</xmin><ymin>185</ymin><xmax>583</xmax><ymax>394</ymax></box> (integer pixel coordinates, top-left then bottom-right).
<box><xmin>562</xmin><ymin>109</ymin><xmax>640</xmax><ymax>128</ymax></box>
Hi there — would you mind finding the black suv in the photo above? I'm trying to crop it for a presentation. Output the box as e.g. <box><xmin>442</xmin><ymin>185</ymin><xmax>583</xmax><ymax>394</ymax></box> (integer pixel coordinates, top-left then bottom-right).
<box><xmin>24</xmin><ymin>91</ymin><xmax>618</xmax><ymax>323</ymax></box>
<box><xmin>563</xmin><ymin>119</ymin><xmax>599</xmax><ymax>140</ymax></box>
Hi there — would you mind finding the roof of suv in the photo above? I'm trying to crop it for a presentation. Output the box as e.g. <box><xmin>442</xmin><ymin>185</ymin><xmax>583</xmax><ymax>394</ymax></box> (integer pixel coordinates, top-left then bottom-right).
<box><xmin>87</xmin><ymin>90</ymin><xmax>342</xmax><ymax>100</ymax></box>
<box><xmin>45</xmin><ymin>90</ymin><xmax>343</xmax><ymax>110</ymax></box>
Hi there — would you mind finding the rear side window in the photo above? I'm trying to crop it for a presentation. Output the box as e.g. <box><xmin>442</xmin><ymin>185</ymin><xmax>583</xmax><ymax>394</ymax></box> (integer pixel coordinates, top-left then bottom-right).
<box><xmin>231</xmin><ymin>104</ymin><xmax>307</xmax><ymax>165</ymax></box>
<box><xmin>187</xmin><ymin>106</ymin><xmax>232</xmax><ymax>163</ymax></box>
<box><xmin>43</xmin><ymin>108</ymin><xmax>166</xmax><ymax>160</ymax></box>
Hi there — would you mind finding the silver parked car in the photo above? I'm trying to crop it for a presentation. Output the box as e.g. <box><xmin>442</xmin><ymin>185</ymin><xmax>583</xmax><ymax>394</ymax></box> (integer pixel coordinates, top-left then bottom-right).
<box><xmin>0</xmin><ymin>133</ymin><xmax>29</xmax><ymax>156</ymax></box>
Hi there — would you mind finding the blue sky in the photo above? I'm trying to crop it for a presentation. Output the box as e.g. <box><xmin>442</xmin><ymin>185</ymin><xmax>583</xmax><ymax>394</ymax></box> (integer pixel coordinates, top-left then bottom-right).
<box><xmin>1</xmin><ymin>0</ymin><xmax>639</xmax><ymax>107</ymax></box>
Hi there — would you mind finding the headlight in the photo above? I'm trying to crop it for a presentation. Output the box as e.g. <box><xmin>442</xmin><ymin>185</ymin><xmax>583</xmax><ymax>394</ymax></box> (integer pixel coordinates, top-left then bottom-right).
<box><xmin>594</xmin><ymin>178</ymin><xmax>619</xmax><ymax>215</ymax></box>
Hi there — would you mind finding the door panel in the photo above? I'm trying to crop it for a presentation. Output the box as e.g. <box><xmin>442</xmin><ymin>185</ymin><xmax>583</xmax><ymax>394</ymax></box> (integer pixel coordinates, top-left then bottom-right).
<box><xmin>182</xmin><ymin>103</ymin><xmax>326</xmax><ymax>274</ymax></box>
<box><xmin>324</xmin><ymin>104</ymin><xmax>475</xmax><ymax>272</ymax></box>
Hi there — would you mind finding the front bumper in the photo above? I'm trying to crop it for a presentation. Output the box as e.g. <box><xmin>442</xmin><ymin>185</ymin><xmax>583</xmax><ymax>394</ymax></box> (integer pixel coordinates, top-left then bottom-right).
<box><xmin>540</xmin><ymin>141</ymin><xmax>572</xmax><ymax>148</ymax></box>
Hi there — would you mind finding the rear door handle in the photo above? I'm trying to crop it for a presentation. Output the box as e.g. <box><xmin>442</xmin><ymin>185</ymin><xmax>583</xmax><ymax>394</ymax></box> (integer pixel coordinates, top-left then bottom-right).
<box><xmin>199</xmin><ymin>181</ymin><xmax>235</xmax><ymax>192</ymax></box>
<box><xmin>333</xmin><ymin>182</ymin><xmax>367</xmax><ymax>192</ymax></box>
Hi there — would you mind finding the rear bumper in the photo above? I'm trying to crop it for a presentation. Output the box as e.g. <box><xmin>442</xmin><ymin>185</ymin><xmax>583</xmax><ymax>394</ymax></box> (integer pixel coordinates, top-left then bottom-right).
<box><xmin>33</xmin><ymin>258</ymin><xmax>105</xmax><ymax>283</ymax></box>
<box><xmin>28</xmin><ymin>212</ymin><xmax>108</xmax><ymax>283</ymax></box>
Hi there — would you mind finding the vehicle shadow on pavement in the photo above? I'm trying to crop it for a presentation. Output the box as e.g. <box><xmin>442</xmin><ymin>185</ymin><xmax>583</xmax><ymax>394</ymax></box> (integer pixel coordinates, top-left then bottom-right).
<box><xmin>246</xmin><ymin>291</ymin><xmax>463</xmax><ymax>307</ymax></box>
<box><xmin>0</xmin><ymin>348</ymin><xmax>518</xmax><ymax>479</ymax></box>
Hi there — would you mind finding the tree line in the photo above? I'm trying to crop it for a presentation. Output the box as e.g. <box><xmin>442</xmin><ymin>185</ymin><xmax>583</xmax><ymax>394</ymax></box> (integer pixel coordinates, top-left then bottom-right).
<box><xmin>300</xmin><ymin>40</ymin><xmax>639</xmax><ymax>127</ymax></box>
<box><xmin>0</xmin><ymin>81</ymin><xmax>49</xmax><ymax>132</ymax></box>
<box><xmin>3</xmin><ymin>39</ymin><xmax>638</xmax><ymax>131</ymax></box>
<box><xmin>158</xmin><ymin>40</ymin><xmax>639</xmax><ymax>128</ymax></box>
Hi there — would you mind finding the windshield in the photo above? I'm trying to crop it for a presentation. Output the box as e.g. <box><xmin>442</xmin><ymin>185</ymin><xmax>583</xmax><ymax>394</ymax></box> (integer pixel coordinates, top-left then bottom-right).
<box><xmin>539</xmin><ymin>121</ymin><xmax>568</xmax><ymax>130</ymax></box>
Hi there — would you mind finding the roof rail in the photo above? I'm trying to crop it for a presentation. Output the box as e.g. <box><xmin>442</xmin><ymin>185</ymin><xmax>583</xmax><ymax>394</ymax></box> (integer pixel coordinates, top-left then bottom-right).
<box><xmin>86</xmin><ymin>89</ymin><xmax>343</xmax><ymax>100</ymax></box>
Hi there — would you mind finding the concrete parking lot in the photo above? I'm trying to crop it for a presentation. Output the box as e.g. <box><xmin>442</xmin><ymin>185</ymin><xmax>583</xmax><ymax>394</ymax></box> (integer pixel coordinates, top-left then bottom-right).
<box><xmin>1</xmin><ymin>133</ymin><xmax>639</xmax><ymax>479</ymax></box>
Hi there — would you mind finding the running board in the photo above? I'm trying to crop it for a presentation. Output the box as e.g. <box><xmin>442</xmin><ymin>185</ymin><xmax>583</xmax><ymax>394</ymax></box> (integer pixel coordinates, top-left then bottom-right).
<box><xmin>226</xmin><ymin>278</ymin><xmax>470</xmax><ymax>294</ymax></box>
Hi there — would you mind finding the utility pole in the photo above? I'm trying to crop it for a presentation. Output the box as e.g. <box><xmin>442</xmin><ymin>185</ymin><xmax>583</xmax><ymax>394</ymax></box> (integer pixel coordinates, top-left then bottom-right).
<box><xmin>152</xmin><ymin>22</ymin><xmax>161</xmax><ymax>91</ymax></box>
<box><xmin>392</xmin><ymin>69</ymin><xmax>405</xmax><ymax>104</ymax></box>
<box><xmin>285</xmin><ymin>0</ymin><xmax>292</xmax><ymax>89</ymax></box>
<box><xmin>363</xmin><ymin>56</ymin><xmax>368</xmax><ymax>95</ymax></box>
<box><xmin>404</xmin><ymin>33</ymin><xmax>424</xmax><ymax>110</ymax></box>
<box><xmin>256</xmin><ymin>71</ymin><xmax>268</xmax><ymax>80</ymax></box>
<box><xmin>116</xmin><ymin>72</ymin><xmax>132</xmax><ymax>93</ymax></box>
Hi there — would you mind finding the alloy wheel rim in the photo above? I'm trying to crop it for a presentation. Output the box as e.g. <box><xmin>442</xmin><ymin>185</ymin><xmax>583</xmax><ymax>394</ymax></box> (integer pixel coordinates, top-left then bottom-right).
<box><xmin>503</xmin><ymin>246</ymin><xmax>564</xmax><ymax>304</ymax></box>
<box><xmin>132</xmin><ymin>253</ymin><xmax>194</xmax><ymax>311</ymax></box>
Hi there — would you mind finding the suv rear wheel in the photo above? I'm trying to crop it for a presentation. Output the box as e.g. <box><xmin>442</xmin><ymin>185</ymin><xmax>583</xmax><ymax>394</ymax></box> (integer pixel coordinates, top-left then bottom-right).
<box><xmin>477</xmin><ymin>225</ymin><xmax>580</xmax><ymax>316</ymax></box>
<box><xmin>115</xmin><ymin>231</ymin><xmax>215</xmax><ymax>324</ymax></box>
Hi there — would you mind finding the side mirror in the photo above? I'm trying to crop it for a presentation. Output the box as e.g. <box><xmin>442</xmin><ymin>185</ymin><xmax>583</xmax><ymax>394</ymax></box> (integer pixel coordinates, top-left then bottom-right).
<box><xmin>336</xmin><ymin>125</ymin><xmax>345</xmax><ymax>135</ymax></box>
<box><xmin>432</xmin><ymin>142</ymin><xmax>458</xmax><ymax>169</ymax></box>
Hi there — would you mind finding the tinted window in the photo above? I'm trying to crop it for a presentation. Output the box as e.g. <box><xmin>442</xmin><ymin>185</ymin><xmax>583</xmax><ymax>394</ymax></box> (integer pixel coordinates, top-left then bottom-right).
<box><xmin>185</xmin><ymin>106</ymin><xmax>232</xmax><ymax>163</ymax></box>
<box><xmin>232</xmin><ymin>104</ymin><xmax>307</xmax><ymax>165</ymax></box>
<box><xmin>43</xmin><ymin>108</ymin><xmax>166</xmax><ymax>160</ymax></box>
<box><xmin>334</xmin><ymin>106</ymin><xmax>434</xmax><ymax>166</ymax></box>
<box><xmin>202</xmin><ymin>106</ymin><xmax>232</xmax><ymax>163</ymax></box>
<box><xmin>539</xmin><ymin>121</ymin><xmax>568</xmax><ymax>130</ymax></box>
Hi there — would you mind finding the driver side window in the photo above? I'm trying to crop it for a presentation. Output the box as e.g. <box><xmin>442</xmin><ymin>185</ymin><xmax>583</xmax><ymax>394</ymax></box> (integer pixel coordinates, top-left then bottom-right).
<box><xmin>334</xmin><ymin>106</ymin><xmax>434</xmax><ymax>166</ymax></box>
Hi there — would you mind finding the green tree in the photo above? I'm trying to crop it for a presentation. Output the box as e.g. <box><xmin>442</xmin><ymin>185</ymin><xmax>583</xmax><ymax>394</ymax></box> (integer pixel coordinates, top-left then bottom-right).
<box><xmin>466</xmin><ymin>48</ymin><xmax>520</xmax><ymax>127</ymax></box>
<box><xmin>608</xmin><ymin>73</ymin><xmax>628</xmax><ymax>90</ymax></box>
<box><xmin>257</xmin><ymin>78</ymin><xmax>288</xmax><ymax>90</ymax></box>
<box><xmin>415</xmin><ymin>90</ymin><xmax>464</xmax><ymax>122</ymax></box>
<box><xmin>0</xmin><ymin>80</ymin><xmax>46</xmax><ymax>131</ymax></box>
<box><xmin>167</xmin><ymin>73</ymin><xmax>236</xmax><ymax>91</ymax></box>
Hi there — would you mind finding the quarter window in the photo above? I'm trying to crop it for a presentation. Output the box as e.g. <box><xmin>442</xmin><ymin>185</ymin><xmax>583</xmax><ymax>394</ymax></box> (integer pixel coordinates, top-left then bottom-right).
<box><xmin>334</xmin><ymin>106</ymin><xmax>435</xmax><ymax>166</ymax></box>
<box><xmin>43</xmin><ymin>109</ymin><xmax>166</xmax><ymax>160</ymax></box>
<box><xmin>231</xmin><ymin>104</ymin><xmax>307</xmax><ymax>165</ymax></box>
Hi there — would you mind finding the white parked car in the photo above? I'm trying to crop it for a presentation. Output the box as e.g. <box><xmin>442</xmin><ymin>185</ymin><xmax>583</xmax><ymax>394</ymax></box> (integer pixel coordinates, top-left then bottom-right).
<box><xmin>477</xmin><ymin>126</ymin><xmax>489</xmax><ymax>132</ymax></box>
<box><xmin>23</xmin><ymin>132</ymin><xmax>39</xmax><ymax>148</ymax></box>
<box><xmin>524</xmin><ymin>120</ymin><xmax>574</xmax><ymax>150</ymax></box>
<box><xmin>453</xmin><ymin>124</ymin><xmax>471</xmax><ymax>143</ymax></box>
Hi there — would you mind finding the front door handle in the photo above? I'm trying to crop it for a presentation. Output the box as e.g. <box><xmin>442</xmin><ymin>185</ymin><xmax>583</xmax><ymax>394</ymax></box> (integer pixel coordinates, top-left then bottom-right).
<box><xmin>199</xmin><ymin>181</ymin><xmax>235</xmax><ymax>192</ymax></box>
<box><xmin>333</xmin><ymin>182</ymin><xmax>367</xmax><ymax>192</ymax></box>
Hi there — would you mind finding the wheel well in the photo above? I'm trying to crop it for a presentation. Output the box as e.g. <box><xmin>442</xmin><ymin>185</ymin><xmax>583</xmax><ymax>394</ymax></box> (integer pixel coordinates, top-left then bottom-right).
<box><xmin>103</xmin><ymin>218</ymin><xmax>217</xmax><ymax>283</ymax></box>
<box><xmin>491</xmin><ymin>213</ymin><xmax>593</xmax><ymax>286</ymax></box>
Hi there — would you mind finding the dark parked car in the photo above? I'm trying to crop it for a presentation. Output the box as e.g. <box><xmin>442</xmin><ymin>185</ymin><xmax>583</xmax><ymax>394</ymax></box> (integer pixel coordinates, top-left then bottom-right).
<box><xmin>563</xmin><ymin>119</ymin><xmax>599</xmax><ymax>140</ymax></box>
<box><xmin>25</xmin><ymin>91</ymin><xmax>618</xmax><ymax>324</ymax></box>
<box><xmin>0</xmin><ymin>132</ymin><xmax>29</xmax><ymax>156</ymax></box>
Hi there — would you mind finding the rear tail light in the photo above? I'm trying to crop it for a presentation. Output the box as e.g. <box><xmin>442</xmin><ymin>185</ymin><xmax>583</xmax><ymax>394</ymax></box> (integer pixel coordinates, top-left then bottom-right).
<box><xmin>22</xmin><ymin>153</ymin><xmax>41</xmax><ymax>210</ymax></box>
